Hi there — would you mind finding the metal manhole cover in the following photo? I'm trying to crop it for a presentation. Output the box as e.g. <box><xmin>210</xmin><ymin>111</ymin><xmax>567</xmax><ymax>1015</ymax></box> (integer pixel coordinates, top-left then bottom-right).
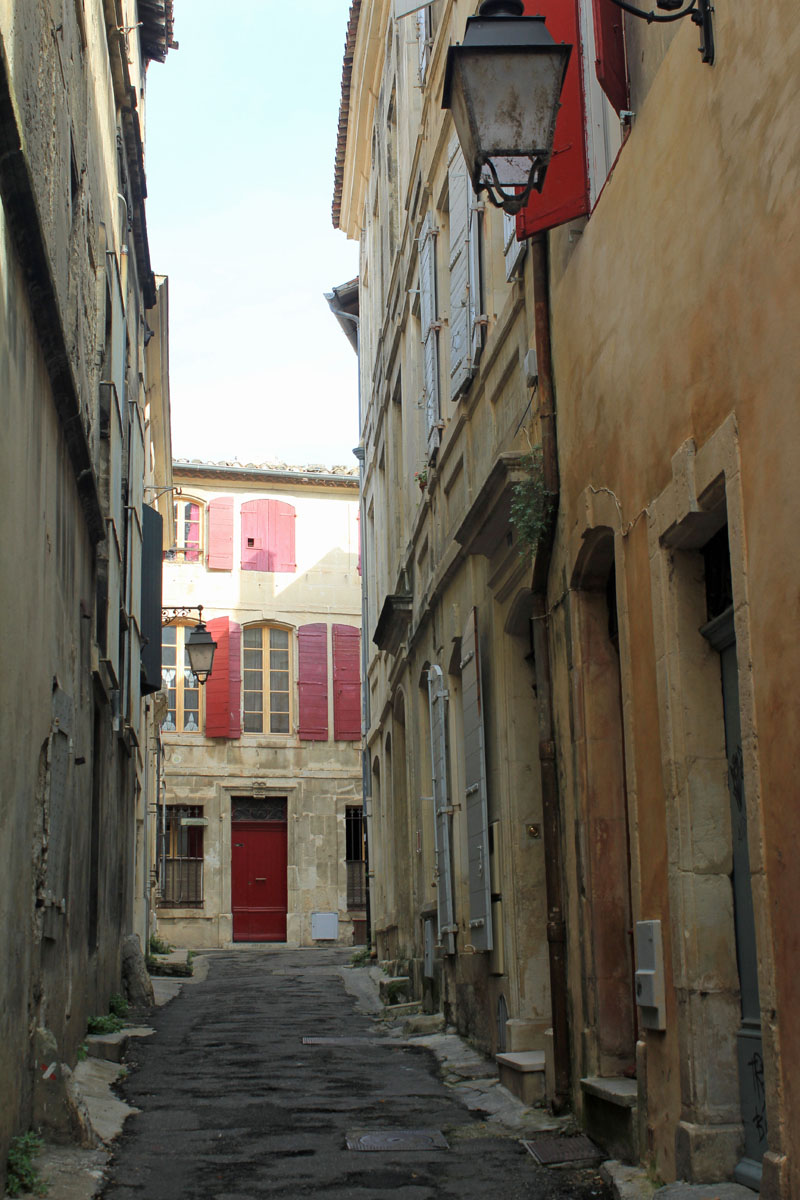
<box><xmin>301</xmin><ymin>1037</ymin><xmax>378</xmax><ymax>1046</ymax></box>
<box><xmin>346</xmin><ymin>1129</ymin><xmax>449</xmax><ymax>1152</ymax></box>
<box><xmin>521</xmin><ymin>1134</ymin><xmax>602</xmax><ymax>1166</ymax></box>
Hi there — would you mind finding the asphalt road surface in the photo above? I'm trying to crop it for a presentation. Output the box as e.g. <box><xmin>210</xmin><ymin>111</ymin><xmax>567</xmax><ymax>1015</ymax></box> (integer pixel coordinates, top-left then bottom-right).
<box><xmin>102</xmin><ymin>948</ymin><xmax>612</xmax><ymax>1199</ymax></box>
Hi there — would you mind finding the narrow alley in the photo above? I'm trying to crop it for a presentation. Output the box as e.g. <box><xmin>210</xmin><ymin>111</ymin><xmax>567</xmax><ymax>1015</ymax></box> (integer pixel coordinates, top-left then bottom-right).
<box><xmin>101</xmin><ymin>949</ymin><xmax>610</xmax><ymax>1200</ymax></box>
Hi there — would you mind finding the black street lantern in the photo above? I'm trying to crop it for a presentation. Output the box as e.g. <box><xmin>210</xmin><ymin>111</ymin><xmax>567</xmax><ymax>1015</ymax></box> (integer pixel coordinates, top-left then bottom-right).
<box><xmin>185</xmin><ymin>620</ymin><xmax>216</xmax><ymax>685</ymax></box>
<box><xmin>442</xmin><ymin>0</ymin><xmax>571</xmax><ymax>215</ymax></box>
<box><xmin>162</xmin><ymin>605</ymin><xmax>217</xmax><ymax>684</ymax></box>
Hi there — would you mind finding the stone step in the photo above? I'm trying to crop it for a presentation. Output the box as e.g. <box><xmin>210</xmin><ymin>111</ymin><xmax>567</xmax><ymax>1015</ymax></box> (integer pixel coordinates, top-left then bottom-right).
<box><xmin>379</xmin><ymin>975</ymin><xmax>413</xmax><ymax>1005</ymax></box>
<box><xmin>496</xmin><ymin>1050</ymin><xmax>546</xmax><ymax>1107</ymax></box>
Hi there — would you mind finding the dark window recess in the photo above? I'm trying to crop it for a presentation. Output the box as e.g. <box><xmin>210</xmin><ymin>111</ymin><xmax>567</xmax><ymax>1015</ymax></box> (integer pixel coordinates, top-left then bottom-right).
<box><xmin>160</xmin><ymin>805</ymin><xmax>204</xmax><ymax>908</ymax></box>
<box><xmin>345</xmin><ymin>806</ymin><xmax>366</xmax><ymax>909</ymax></box>
<box><xmin>703</xmin><ymin>525</ymin><xmax>733</xmax><ymax>621</ymax></box>
<box><xmin>232</xmin><ymin>797</ymin><xmax>287</xmax><ymax>822</ymax></box>
<box><xmin>606</xmin><ymin>560</ymin><xmax>619</xmax><ymax>651</ymax></box>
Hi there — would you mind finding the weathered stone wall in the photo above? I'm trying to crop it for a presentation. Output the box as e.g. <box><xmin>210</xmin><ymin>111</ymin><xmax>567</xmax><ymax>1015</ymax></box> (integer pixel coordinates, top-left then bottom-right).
<box><xmin>0</xmin><ymin>0</ymin><xmax>171</xmax><ymax>1178</ymax></box>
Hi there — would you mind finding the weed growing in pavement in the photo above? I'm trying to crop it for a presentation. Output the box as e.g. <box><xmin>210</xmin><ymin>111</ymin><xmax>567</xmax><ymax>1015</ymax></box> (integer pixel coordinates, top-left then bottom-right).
<box><xmin>149</xmin><ymin>933</ymin><xmax>172</xmax><ymax>955</ymax></box>
<box><xmin>6</xmin><ymin>1131</ymin><xmax>46</xmax><ymax>1197</ymax></box>
<box><xmin>350</xmin><ymin>947</ymin><xmax>371</xmax><ymax>967</ymax></box>
<box><xmin>86</xmin><ymin>1013</ymin><xmax>124</xmax><ymax>1035</ymax></box>
<box><xmin>108</xmin><ymin>993</ymin><xmax>128</xmax><ymax>1019</ymax></box>
<box><xmin>76</xmin><ymin>1040</ymin><xmax>89</xmax><ymax>1062</ymax></box>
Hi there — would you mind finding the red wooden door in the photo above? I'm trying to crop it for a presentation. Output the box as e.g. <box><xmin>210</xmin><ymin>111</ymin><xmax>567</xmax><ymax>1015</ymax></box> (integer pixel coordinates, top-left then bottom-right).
<box><xmin>231</xmin><ymin>822</ymin><xmax>287</xmax><ymax>941</ymax></box>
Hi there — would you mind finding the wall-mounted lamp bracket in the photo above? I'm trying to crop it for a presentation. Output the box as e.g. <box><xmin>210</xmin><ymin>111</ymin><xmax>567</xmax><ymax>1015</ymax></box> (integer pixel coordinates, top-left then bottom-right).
<box><xmin>607</xmin><ymin>0</ymin><xmax>714</xmax><ymax>64</ymax></box>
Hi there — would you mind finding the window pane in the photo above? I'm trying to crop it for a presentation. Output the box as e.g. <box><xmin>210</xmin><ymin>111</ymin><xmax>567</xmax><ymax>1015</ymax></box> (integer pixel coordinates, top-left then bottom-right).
<box><xmin>243</xmin><ymin>711</ymin><xmax>263</xmax><ymax>733</ymax></box>
<box><xmin>270</xmin><ymin>629</ymin><xmax>289</xmax><ymax>650</ymax></box>
<box><xmin>243</xmin><ymin>627</ymin><xmax>263</xmax><ymax>648</ymax></box>
<box><xmin>243</xmin><ymin>669</ymin><xmax>263</xmax><ymax>689</ymax></box>
<box><xmin>270</xmin><ymin>670</ymin><xmax>288</xmax><ymax>692</ymax></box>
<box><xmin>243</xmin><ymin>690</ymin><xmax>262</xmax><ymax>711</ymax></box>
<box><xmin>271</xmin><ymin>692</ymin><xmax>290</xmax><ymax>714</ymax></box>
<box><xmin>270</xmin><ymin>650</ymin><xmax>290</xmax><ymax>671</ymax></box>
<box><xmin>163</xmin><ymin>626</ymin><xmax>177</xmax><ymax>646</ymax></box>
<box><xmin>270</xmin><ymin>713</ymin><xmax>290</xmax><ymax>733</ymax></box>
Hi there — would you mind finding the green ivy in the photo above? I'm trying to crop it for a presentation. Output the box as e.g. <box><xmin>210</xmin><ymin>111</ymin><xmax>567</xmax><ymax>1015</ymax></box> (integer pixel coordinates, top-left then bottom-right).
<box><xmin>509</xmin><ymin>447</ymin><xmax>556</xmax><ymax>559</ymax></box>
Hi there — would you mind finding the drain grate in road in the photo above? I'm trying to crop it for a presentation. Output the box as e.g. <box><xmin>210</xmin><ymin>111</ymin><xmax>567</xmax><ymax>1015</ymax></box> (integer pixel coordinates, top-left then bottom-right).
<box><xmin>521</xmin><ymin>1133</ymin><xmax>602</xmax><ymax>1166</ymax></box>
<box><xmin>301</xmin><ymin>1036</ymin><xmax>379</xmax><ymax>1046</ymax></box>
<box><xmin>346</xmin><ymin>1129</ymin><xmax>450</xmax><ymax>1152</ymax></box>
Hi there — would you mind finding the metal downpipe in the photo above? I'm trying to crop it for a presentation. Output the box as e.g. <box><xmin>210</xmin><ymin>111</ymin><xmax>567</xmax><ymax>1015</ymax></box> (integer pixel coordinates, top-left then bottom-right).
<box><xmin>530</xmin><ymin>234</ymin><xmax>571</xmax><ymax>1113</ymax></box>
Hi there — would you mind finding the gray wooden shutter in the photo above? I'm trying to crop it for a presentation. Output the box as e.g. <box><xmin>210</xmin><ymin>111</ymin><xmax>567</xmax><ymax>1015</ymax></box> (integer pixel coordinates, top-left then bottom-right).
<box><xmin>468</xmin><ymin>198</ymin><xmax>485</xmax><ymax>368</ymax></box>
<box><xmin>503</xmin><ymin>210</ymin><xmax>527</xmax><ymax>281</ymax></box>
<box><xmin>417</xmin><ymin>6</ymin><xmax>431</xmax><ymax>84</ymax></box>
<box><xmin>448</xmin><ymin>140</ymin><xmax>472</xmax><ymax>402</ymax></box>
<box><xmin>428</xmin><ymin>665</ymin><xmax>456</xmax><ymax>955</ymax></box>
<box><xmin>460</xmin><ymin>608</ymin><xmax>492</xmax><ymax>952</ymax></box>
<box><xmin>419</xmin><ymin>212</ymin><xmax>441</xmax><ymax>457</ymax></box>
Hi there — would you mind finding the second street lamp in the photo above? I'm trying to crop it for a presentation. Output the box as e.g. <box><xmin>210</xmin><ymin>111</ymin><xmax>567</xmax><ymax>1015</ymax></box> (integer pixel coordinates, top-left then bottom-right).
<box><xmin>442</xmin><ymin>0</ymin><xmax>571</xmax><ymax>215</ymax></box>
<box><xmin>162</xmin><ymin>605</ymin><xmax>217</xmax><ymax>685</ymax></box>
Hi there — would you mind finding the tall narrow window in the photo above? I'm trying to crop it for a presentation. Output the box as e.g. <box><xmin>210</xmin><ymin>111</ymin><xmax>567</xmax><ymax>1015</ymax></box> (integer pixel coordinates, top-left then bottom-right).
<box><xmin>165</xmin><ymin>498</ymin><xmax>204</xmax><ymax>563</ymax></box>
<box><xmin>345</xmin><ymin>806</ymin><xmax>367</xmax><ymax>909</ymax></box>
<box><xmin>160</xmin><ymin>805</ymin><xmax>204</xmax><ymax>907</ymax></box>
<box><xmin>161</xmin><ymin>625</ymin><xmax>202</xmax><ymax>733</ymax></box>
<box><xmin>243</xmin><ymin>626</ymin><xmax>292</xmax><ymax>734</ymax></box>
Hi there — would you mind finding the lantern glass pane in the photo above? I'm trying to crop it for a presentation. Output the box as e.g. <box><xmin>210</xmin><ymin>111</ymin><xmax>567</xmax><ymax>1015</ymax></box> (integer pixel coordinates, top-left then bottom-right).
<box><xmin>451</xmin><ymin>48</ymin><xmax>568</xmax><ymax>183</ymax></box>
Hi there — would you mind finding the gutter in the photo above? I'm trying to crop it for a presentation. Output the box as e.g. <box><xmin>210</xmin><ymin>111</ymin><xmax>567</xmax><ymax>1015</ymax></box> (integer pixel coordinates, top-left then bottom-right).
<box><xmin>530</xmin><ymin>235</ymin><xmax>571</xmax><ymax>1113</ymax></box>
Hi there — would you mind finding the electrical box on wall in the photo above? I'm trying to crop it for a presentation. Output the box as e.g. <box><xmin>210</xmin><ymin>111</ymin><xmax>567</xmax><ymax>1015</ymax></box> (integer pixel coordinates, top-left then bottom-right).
<box><xmin>635</xmin><ymin>920</ymin><xmax>666</xmax><ymax>1031</ymax></box>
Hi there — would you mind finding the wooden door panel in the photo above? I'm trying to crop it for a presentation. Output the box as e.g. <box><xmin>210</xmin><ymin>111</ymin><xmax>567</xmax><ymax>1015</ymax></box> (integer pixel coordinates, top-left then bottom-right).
<box><xmin>232</xmin><ymin>823</ymin><xmax>287</xmax><ymax>942</ymax></box>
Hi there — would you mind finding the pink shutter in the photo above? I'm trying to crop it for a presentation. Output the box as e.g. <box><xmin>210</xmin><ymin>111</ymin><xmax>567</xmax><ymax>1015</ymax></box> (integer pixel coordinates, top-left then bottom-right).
<box><xmin>204</xmin><ymin>617</ymin><xmax>241</xmax><ymax>738</ymax></box>
<box><xmin>298</xmin><ymin>623</ymin><xmax>328</xmax><ymax>740</ymax></box>
<box><xmin>592</xmin><ymin>0</ymin><xmax>628</xmax><ymax>115</ymax></box>
<box><xmin>241</xmin><ymin>499</ymin><xmax>268</xmax><ymax>572</ymax></box>
<box><xmin>270</xmin><ymin>500</ymin><xmax>296</xmax><ymax>573</ymax></box>
<box><xmin>207</xmin><ymin>496</ymin><xmax>234</xmax><ymax>570</ymax></box>
<box><xmin>333</xmin><ymin>624</ymin><xmax>361</xmax><ymax>741</ymax></box>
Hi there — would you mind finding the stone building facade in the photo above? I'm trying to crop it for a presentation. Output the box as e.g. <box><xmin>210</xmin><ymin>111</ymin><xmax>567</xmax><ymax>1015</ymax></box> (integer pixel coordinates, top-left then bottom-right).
<box><xmin>332</xmin><ymin>0</ymin><xmax>800</xmax><ymax>1194</ymax></box>
<box><xmin>0</xmin><ymin>0</ymin><xmax>174</xmax><ymax>1180</ymax></box>
<box><xmin>157</xmin><ymin>461</ymin><xmax>364</xmax><ymax>949</ymax></box>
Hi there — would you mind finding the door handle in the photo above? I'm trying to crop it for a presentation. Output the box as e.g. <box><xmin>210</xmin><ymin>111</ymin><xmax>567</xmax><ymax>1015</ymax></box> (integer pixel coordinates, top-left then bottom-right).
<box><xmin>255</xmin><ymin>877</ymin><xmax>267</xmax><ymax>882</ymax></box>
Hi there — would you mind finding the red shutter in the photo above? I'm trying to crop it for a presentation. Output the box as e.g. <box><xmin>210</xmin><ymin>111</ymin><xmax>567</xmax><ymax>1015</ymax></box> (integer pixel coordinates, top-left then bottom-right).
<box><xmin>592</xmin><ymin>0</ymin><xmax>628</xmax><ymax>115</ymax></box>
<box><xmin>515</xmin><ymin>0</ymin><xmax>590</xmax><ymax>239</ymax></box>
<box><xmin>271</xmin><ymin>501</ymin><xmax>296</xmax><ymax>573</ymax></box>
<box><xmin>298</xmin><ymin>623</ymin><xmax>328</xmax><ymax>741</ymax></box>
<box><xmin>207</xmin><ymin>496</ymin><xmax>234</xmax><ymax>570</ymax></box>
<box><xmin>332</xmin><ymin>624</ymin><xmax>361</xmax><ymax>741</ymax></box>
<box><xmin>241</xmin><ymin>499</ymin><xmax>268</xmax><ymax>571</ymax></box>
<box><xmin>204</xmin><ymin>617</ymin><xmax>242</xmax><ymax>738</ymax></box>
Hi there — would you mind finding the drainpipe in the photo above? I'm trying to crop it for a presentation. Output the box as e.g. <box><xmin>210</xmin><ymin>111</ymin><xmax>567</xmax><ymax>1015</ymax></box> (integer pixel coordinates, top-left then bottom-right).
<box><xmin>529</xmin><ymin>234</ymin><xmax>571</xmax><ymax>1113</ymax></box>
<box><xmin>327</xmin><ymin>300</ymin><xmax>372</xmax><ymax>948</ymax></box>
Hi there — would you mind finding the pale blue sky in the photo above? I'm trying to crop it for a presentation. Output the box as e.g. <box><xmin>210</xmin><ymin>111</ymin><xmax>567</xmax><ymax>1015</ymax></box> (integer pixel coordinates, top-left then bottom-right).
<box><xmin>144</xmin><ymin>0</ymin><xmax>359</xmax><ymax>467</ymax></box>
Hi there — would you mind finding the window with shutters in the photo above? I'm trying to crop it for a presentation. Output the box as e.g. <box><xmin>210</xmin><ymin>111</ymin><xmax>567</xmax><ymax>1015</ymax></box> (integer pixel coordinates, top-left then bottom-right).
<box><xmin>448</xmin><ymin>141</ymin><xmax>485</xmax><ymax>402</ymax></box>
<box><xmin>241</xmin><ymin>498</ymin><xmax>296</xmax><ymax>573</ymax></box>
<box><xmin>417</xmin><ymin>5</ymin><xmax>432</xmax><ymax>85</ymax></box>
<box><xmin>165</xmin><ymin>497</ymin><xmax>204</xmax><ymax>563</ymax></box>
<box><xmin>161</xmin><ymin>625</ymin><xmax>203</xmax><ymax>733</ymax></box>
<box><xmin>242</xmin><ymin>625</ymin><xmax>292</xmax><ymax>734</ymax></box>
<box><xmin>419</xmin><ymin>212</ymin><xmax>441</xmax><ymax>458</ymax></box>
<box><xmin>160</xmin><ymin>805</ymin><xmax>204</xmax><ymax>907</ymax></box>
